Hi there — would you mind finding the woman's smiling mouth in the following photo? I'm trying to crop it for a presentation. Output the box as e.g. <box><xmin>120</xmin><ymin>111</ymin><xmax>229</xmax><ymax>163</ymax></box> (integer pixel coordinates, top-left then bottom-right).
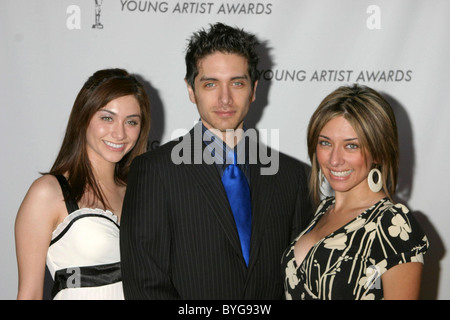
<box><xmin>330</xmin><ymin>169</ymin><xmax>353</xmax><ymax>177</ymax></box>
<box><xmin>104</xmin><ymin>140</ymin><xmax>125</xmax><ymax>150</ymax></box>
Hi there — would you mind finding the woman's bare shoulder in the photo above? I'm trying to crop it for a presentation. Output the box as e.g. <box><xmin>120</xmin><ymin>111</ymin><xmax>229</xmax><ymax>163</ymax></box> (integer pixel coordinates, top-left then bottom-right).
<box><xmin>27</xmin><ymin>174</ymin><xmax>63</xmax><ymax>200</ymax></box>
<box><xmin>17</xmin><ymin>174</ymin><xmax>65</xmax><ymax>224</ymax></box>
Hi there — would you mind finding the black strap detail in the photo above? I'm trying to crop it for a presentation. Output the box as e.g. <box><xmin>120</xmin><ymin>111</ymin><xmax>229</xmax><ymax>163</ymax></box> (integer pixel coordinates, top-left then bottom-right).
<box><xmin>51</xmin><ymin>262</ymin><xmax>121</xmax><ymax>298</ymax></box>
<box><xmin>55</xmin><ymin>175</ymin><xmax>79</xmax><ymax>214</ymax></box>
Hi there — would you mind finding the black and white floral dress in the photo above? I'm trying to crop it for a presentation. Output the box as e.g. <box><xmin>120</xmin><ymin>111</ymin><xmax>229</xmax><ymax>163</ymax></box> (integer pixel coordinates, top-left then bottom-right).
<box><xmin>282</xmin><ymin>197</ymin><xmax>429</xmax><ymax>300</ymax></box>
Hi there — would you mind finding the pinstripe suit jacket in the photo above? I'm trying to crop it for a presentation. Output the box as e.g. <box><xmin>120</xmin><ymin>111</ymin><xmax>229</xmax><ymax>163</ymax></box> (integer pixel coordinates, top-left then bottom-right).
<box><xmin>120</xmin><ymin>126</ymin><xmax>313</xmax><ymax>299</ymax></box>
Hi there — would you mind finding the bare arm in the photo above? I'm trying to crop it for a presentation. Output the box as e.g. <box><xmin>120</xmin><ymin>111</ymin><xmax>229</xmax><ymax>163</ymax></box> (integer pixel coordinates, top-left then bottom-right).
<box><xmin>15</xmin><ymin>175</ymin><xmax>63</xmax><ymax>299</ymax></box>
<box><xmin>381</xmin><ymin>262</ymin><xmax>423</xmax><ymax>300</ymax></box>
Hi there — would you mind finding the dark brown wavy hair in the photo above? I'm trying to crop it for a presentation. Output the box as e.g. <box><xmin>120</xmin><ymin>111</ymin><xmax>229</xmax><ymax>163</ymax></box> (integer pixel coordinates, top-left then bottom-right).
<box><xmin>47</xmin><ymin>68</ymin><xmax>151</xmax><ymax>210</ymax></box>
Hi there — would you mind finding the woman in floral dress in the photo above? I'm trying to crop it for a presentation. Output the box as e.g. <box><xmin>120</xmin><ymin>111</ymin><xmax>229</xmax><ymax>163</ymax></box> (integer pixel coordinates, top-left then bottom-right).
<box><xmin>282</xmin><ymin>84</ymin><xmax>428</xmax><ymax>300</ymax></box>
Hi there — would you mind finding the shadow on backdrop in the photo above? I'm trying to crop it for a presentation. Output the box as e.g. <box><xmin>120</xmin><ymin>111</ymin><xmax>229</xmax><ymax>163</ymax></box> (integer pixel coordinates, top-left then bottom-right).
<box><xmin>246</xmin><ymin>39</ymin><xmax>272</xmax><ymax>130</ymax></box>
<box><xmin>134</xmin><ymin>74</ymin><xmax>165</xmax><ymax>151</ymax></box>
<box><xmin>247</xmin><ymin>37</ymin><xmax>312</xmax><ymax>176</ymax></box>
<box><xmin>383</xmin><ymin>92</ymin><xmax>445</xmax><ymax>300</ymax></box>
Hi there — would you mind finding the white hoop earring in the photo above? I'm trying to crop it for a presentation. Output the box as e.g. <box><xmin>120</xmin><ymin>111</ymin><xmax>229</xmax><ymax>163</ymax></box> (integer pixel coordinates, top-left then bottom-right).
<box><xmin>319</xmin><ymin>169</ymin><xmax>324</xmax><ymax>185</ymax></box>
<box><xmin>368</xmin><ymin>168</ymin><xmax>382</xmax><ymax>193</ymax></box>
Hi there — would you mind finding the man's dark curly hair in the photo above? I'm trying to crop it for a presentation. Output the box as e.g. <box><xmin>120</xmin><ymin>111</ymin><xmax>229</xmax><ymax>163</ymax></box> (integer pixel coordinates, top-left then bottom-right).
<box><xmin>184</xmin><ymin>22</ymin><xmax>260</xmax><ymax>90</ymax></box>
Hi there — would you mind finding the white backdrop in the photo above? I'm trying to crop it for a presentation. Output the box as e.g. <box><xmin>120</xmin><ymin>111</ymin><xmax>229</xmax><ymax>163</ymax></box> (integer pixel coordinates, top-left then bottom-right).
<box><xmin>1</xmin><ymin>0</ymin><xmax>449</xmax><ymax>299</ymax></box>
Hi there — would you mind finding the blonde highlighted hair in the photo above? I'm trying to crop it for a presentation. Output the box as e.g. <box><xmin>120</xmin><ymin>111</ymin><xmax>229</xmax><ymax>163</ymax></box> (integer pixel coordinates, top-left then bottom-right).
<box><xmin>307</xmin><ymin>84</ymin><xmax>398</xmax><ymax>206</ymax></box>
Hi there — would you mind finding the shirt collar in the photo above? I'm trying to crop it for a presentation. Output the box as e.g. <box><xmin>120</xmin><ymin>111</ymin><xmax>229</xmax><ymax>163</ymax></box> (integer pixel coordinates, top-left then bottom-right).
<box><xmin>200</xmin><ymin>122</ymin><xmax>248</xmax><ymax>168</ymax></box>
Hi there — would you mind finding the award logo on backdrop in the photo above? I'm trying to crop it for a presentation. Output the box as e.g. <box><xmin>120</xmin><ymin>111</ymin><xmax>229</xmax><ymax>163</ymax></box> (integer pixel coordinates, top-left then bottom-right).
<box><xmin>92</xmin><ymin>0</ymin><xmax>104</xmax><ymax>29</ymax></box>
<box><xmin>66</xmin><ymin>1</ymin><xmax>105</xmax><ymax>30</ymax></box>
<box><xmin>66</xmin><ymin>1</ymin><xmax>273</xmax><ymax>30</ymax></box>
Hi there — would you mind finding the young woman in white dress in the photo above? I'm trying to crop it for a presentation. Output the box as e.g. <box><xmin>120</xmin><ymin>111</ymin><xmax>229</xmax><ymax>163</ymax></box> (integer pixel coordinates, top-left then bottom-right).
<box><xmin>15</xmin><ymin>68</ymin><xmax>151</xmax><ymax>299</ymax></box>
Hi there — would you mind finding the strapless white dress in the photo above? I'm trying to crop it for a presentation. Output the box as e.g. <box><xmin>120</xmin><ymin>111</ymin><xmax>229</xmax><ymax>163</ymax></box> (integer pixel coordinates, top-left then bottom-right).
<box><xmin>46</xmin><ymin>208</ymin><xmax>124</xmax><ymax>300</ymax></box>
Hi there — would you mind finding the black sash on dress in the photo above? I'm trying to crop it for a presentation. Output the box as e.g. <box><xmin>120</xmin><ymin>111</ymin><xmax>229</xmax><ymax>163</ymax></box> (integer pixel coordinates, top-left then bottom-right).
<box><xmin>51</xmin><ymin>262</ymin><xmax>122</xmax><ymax>298</ymax></box>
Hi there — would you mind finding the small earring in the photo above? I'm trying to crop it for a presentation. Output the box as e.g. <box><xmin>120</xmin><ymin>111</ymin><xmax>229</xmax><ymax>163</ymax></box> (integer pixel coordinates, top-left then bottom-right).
<box><xmin>319</xmin><ymin>168</ymin><xmax>324</xmax><ymax>185</ymax></box>
<box><xmin>368</xmin><ymin>168</ymin><xmax>382</xmax><ymax>193</ymax></box>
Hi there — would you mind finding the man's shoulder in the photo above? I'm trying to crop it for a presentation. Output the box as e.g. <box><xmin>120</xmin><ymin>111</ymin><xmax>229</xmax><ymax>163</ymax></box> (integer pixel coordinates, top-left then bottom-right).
<box><xmin>133</xmin><ymin>138</ymin><xmax>182</xmax><ymax>166</ymax></box>
<box><xmin>276</xmin><ymin>149</ymin><xmax>299</xmax><ymax>163</ymax></box>
<box><xmin>277</xmin><ymin>151</ymin><xmax>310</xmax><ymax>173</ymax></box>
<box><xmin>257</xmin><ymin>142</ymin><xmax>305</xmax><ymax>166</ymax></box>
<box><xmin>252</xmin><ymin>142</ymin><xmax>310</xmax><ymax>178</ymax></box>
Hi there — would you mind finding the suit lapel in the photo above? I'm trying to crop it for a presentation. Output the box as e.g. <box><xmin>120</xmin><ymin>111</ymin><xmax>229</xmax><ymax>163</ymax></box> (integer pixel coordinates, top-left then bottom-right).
<box><xmin>182</xmin><ymin>127</ymin><xmax>244</xmax><ymax>260</ymax></box>
<box><xmin>181</xmin><ymin>126</ymin><xmax>278</xmax><ymax>270</ymax></box>
<box><xmin>247</xmin><ymin>145</ymin><xmax>277</xmax><ymax>269</ymax></box>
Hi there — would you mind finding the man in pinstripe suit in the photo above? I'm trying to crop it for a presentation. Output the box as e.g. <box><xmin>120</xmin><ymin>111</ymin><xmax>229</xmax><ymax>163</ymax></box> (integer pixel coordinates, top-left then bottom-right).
<box><xmin>120</xmin><ymin>23</ymin><xmax>313</xmax><ymax>299</ymax></box>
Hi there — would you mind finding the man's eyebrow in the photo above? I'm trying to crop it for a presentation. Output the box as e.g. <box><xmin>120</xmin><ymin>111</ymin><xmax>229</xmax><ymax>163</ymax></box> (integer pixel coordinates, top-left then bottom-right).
<box><xmin>199</xmin><ymin>76</ymin><xmax>217</xmax><ymax>82</ymax></box>
<box><xmin>230</xmin><ymin>75</ymin><xmax>249</xmax><ymax>81</ymax></box>
<box><xmin>198</xmin><ymin>75</ymin><xmax>249</xmax><ymax>81</ymax></box>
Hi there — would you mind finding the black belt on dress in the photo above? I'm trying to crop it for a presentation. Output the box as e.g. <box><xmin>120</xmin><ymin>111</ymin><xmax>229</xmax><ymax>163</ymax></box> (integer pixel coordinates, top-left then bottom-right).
<box><xmin>51</xmin><ymin>261</ymin><xmax>121</xmax><ymax>298</ymax></box>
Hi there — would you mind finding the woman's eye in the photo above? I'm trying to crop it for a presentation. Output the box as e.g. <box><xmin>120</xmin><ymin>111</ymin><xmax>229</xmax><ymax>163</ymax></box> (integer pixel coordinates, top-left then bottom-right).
<box><xmin>101</xmin><ymin>116</ymin><xmax>113</xmax><ymax>122</ymax></box>
<box><xmin>127</xmin><ymin>120</ymin><xmax>139</xmax><ymax>126</ymax></box>
<box><xmin>346</xmin><ymin>143</ymin><xmax>359</xmax><ymax>149</ymax></box>
<box><xmin>319</xmin><ymin>140</ymin><xmax>331</xmax><ymax>147</ymax></box>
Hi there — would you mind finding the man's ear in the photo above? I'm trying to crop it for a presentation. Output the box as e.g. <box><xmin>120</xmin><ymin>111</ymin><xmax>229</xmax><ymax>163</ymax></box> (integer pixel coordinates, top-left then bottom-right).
<box><xmin>185</xmin><ymin>79</ymin><xmax>196</xmax><ymax>104</ymax></box>
<box><xmin>251</xmin><ymin>80</ymin><xmax>258</xmax><ymax>102</ymax></box>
